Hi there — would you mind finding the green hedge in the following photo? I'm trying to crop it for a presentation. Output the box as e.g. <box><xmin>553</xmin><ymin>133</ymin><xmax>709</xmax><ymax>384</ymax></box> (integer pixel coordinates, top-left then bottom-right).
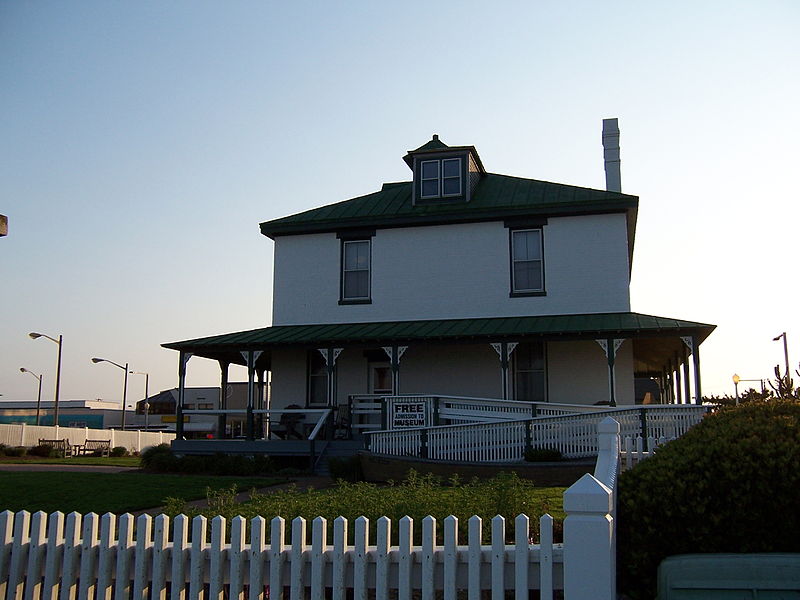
<box><xmin>618</xmin><ymin>401</ymin><xmax>800</xmax><ymax>599</ymax></box>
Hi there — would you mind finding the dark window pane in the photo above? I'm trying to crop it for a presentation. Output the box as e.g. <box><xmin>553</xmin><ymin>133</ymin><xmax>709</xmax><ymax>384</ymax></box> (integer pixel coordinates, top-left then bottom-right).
<box><xmin>514</xmin><ymin>260</ymin><xmax>542</xmax><ymax>291</ymax></box>
<box><xmin>344</xmin><ymin>271</ymin><xmax>369</xmax><ymax>298</ymax></box>
<box><xmin>421</xmin><ymin>161</ymin><xmax>439</xmax><ymax>179</ymax></box>
<box><xmin>421</xmin><ymin>179</ymin><xmax>439</xmax><ymax>197</ymax></box>
<box><xmin>442</xmin><ymin>177</ymin><xmax>460</xmax><ymax>196</ymax></box>
<box><xmin>442</xmin><ymin>158</ymin><xmax>460</xmax><ymax>177</ymax></box>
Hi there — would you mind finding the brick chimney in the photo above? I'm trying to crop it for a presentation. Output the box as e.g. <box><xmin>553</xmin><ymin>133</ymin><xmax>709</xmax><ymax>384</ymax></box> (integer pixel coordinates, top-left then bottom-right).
<box><xmin>602</xmin><ymin>118</ymin><xmax>621</xmax><ymax>192</ymax></box>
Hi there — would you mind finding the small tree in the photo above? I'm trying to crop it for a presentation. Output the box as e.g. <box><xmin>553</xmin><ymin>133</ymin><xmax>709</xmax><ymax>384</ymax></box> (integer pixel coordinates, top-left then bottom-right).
<box><xmin>768</xmin><ymin>363</ymin><xmax>799</xmax><ymax>399</ymax></box>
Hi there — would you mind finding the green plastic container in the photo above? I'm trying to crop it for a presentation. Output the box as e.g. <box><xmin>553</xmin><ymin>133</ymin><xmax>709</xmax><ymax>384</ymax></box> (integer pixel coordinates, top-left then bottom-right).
<box><xmin>658</xmin><ymin>553</ymin><xmax>800</xmax><ymax>599</ymax></box>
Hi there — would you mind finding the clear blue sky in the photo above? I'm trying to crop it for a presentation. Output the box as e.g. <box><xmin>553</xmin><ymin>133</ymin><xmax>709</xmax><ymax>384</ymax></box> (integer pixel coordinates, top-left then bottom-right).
<box><xmin>2</xmin><ymin>1</ymin><xmax>798</xmax><ymax>404</ymax></box>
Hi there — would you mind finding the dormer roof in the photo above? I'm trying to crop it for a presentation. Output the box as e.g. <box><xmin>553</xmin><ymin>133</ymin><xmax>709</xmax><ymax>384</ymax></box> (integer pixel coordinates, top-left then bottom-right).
<box><xmin>402</xmin><ymin>134</ymin><xmax>486</xmax><ymax>174</ymax></box>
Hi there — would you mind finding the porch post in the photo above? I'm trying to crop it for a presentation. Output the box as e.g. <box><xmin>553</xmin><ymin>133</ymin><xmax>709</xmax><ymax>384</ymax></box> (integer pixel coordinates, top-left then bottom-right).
<box><xmin>218</xmin><ymin>360</ymin><xmax>229</xmax><ymax>439</ymax></box>
<box><xmin>382</xmin><ymin>345</ymin><xmax>408</xmax><ymax>395</ymax></box>
<box><xmin>176</xmin><ymin>352</ymin><xmax>192</xmax><ymax>439</ymax></box>
<box><xmin>674</xmin><ymin>354</ymin><xmax>683</xmax><ymax>404</ymax></box>
<box><xmin>682</xmin><ymin>348</ymin><xmax>691</xmax><ymax>405</ymax></box>
<box><xmin>691</xmin><ymin>335</ymin><xmax>702</xmax><ymax>404</ymax></box>
<box><xmin>596</xmin><ymin>339</ymin><xmax>623</xmax><ymax>407</ymax></box>
<box><xmin>318</xmin><ymin>348</ymin><xmax>343</xmax><ymax>407</ymax></box>
<box><xmin>682</xmin><ymin>336</ymin><xmax>702</xmax><ymax>404</ymax></box>
<box><xmin>257</xmin><ymin>369</ymin><xmax>266</xmax><ymax>439</ymax></box>
<box><xmin>491</xmin><ymin>342</ymin><xmax>518</xmax><ymax>400</ymax></box>
<box><xmin>241</xmin><ymin>350</ymin><xmax>263</xmax><ymax>441</ymax></box>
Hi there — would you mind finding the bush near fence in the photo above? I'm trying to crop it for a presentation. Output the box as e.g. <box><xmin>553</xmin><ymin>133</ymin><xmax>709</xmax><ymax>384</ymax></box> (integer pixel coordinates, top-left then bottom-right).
<box><xmin>617</xmin><ymin>400</ymin><xmax>800</xmax><ymax>599</ymax></box>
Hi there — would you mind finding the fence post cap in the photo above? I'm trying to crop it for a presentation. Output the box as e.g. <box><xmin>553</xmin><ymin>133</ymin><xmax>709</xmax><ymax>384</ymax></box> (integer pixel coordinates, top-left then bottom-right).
<box><xmin>598</xmin><ymin>416</ymin><xmax>620</xmax><ymax>434</ymax></box>
<box><xmin>563</xmin><ymin>473</ymin><xmax>613</xmax><ymax>513</ymax></box>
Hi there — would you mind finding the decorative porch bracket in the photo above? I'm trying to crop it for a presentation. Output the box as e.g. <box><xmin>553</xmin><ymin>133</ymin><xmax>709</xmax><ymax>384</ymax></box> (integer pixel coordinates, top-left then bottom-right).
<box><xmin>240</xmin><ymin>350</ymin><xmax>263</xmax><ymax>440</ymax></box>
<box><xmin>176</xmin><ymin>352</ymin><xmax>192</xmax><ymax>439</ymax></box>
<box><xmin>490</xmin><ymin>342</ymin><xmax>518</xmax><ymax>400</ymax></box>
<box><xmin>318</xmin><ymin>348</ymin><xmax>343</xmax><ymax>407</ymax></box>
<box><xmin>681</xmin><ymin>336</ymin><xmax>702</xmax><ymax>404</ymax></box>
<box><xmin>382</xmin><ymin>345</ymin><xmax>408</xmax><ymax>394</ymax></box>
<box><xmin>595</xmin><ymin>339</ymin><xmax>624</xmax><ymax>407</ymax></box>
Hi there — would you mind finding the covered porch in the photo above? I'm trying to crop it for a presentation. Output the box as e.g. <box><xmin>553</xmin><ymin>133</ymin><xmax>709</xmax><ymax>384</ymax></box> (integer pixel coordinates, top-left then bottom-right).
<box><xmin>162</xmin><ymin>312</ymin><xmax>715</xmax><ymax>444</ymax></box>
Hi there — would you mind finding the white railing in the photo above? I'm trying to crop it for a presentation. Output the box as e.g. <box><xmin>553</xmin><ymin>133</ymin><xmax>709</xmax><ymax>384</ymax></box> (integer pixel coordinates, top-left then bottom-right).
<box><xmin>0</xmin><ymin>423</ymin><xmax>174</xmax><ymax>453</ymax></box>
<box><xmin>348</xmin><ymin>395</ymin><xmax>610</xmax><ymax>434</ymax></box>
<box><xmin>620</xmin><ymin>434</ymin><xmax>671</xmax><ymax>471</ymax></box>
<box><xmin>366</xmin><ymin>404</ymin><xmax>707</xmax><ymax>462</ymax></box>
<box><xmin>0</xmin><ymin>419</ymin><xmax>624</xmax><ymax>600</ymax></box>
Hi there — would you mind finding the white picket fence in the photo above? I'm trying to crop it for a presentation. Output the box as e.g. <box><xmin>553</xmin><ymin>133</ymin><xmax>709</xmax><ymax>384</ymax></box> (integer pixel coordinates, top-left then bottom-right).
<box><xmin>367</xmin><ymin>404</ymin><xmax>706</xmax><ymax>462</ymax></box>
<box><xmin>0</xmin><ymin>419</ymin><xmax>627</xmax><ymax>600</ymax></box>
<box><xmin>0</xmin><ymin>423</ymin><xmax>174</xmax><ymax>454</ymax></box>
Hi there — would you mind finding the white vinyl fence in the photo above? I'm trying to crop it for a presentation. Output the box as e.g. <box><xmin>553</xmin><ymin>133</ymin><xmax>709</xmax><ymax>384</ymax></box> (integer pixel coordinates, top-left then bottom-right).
<box><xmin>0</xmin><ymin>423</ymin><xmax>174</xmax><ymax>454</ymax></box>
<box><xmin>0</xmin><ymin>419</ymin><xmax>625</xmax><ymax>600</ymax></box>
<box><xmin>367</xmin><ymin>404</ymin><xmax>706</xmax><ymax>462</ymax></box>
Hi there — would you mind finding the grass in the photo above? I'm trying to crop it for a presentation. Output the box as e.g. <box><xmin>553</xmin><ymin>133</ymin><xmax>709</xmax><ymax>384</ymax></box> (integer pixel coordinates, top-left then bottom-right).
<box><xmin>0</xmin><ymin>472</ymin><xmax>286</xmax><ymax>514</ymax></box>
<box><xmin>0</xmin><ymin>456</ymin><xmax>141</xmax><ymax>467</ymax></box>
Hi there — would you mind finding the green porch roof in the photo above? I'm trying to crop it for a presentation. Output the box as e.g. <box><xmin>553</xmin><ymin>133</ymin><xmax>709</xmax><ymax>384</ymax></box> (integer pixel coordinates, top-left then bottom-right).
<box><xmin>163</xmin><ymin>312</ymin><xmax>715</xmax><ymax>375</ymax></box>
<box><xmin>259</xmin><ymin>173</ymin><xmax>639</xmax><ymax>239</ymax></box>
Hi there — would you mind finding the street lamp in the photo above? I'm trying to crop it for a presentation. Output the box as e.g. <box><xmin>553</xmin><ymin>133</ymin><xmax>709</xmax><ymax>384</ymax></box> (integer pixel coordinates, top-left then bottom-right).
<box><xmin>732</xmin><ymin>374</ymin><xmax>740</xmax><ymax>405</ymax></box>
<box><xmin>20</xmin><ymin>367</ymin><xmax>43</xmax><ymax>425</ymax></box>
<box><xmin>130</xmin><ymin>371</ymin><xmax>149</xmax><ymax>430</ymax></box>
<box><xmin>773</xmin><ymin>332</ymin><xmax>790</xmax><ymax>381</ymax></box>
<box><xmin>28</xmin><ymin>332</ymin><xmax>63</xmax><ymax>426</ymax></box>
<box><xmin>91</xmin><ymin>357</ymin><xmax>129</xmax><ymax>429</ymax></box>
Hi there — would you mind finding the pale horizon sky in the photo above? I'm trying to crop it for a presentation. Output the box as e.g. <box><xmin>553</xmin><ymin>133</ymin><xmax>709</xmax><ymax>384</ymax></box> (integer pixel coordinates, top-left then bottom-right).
<box><xmin>2</xmin><ymin>1</ymin><xmax>798</xmax><ymax>405</ymax></box>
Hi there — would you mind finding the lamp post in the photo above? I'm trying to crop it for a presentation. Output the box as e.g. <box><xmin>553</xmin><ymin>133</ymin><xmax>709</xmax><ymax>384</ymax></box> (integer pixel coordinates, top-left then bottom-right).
<box><xmin>773</xmin><ymin>332</ymin><xmax>790</xmax><ymax>381</ymax></box>
<box><xmin>20</xmin><ymin>367</ymin><xmax>43</xmax><ymax>425</ymax></box>
<box><xmin>732</xmin><ymin>374</ymin><xmax>740</xmax><ymax>405</ymax></box>
<box><xmin>130</xmin><ymin>371</ymin><xmax>149</xmax><ymax>430</ymax></box>
<box><xmin>91</xmin><ymin>357</ymin><xmax>129</xmax><ymax>429</ymax></box>
<box><xmin>28</xmin><ymin>332</ymin><xmax>63</xmax><ymax>426</ymax></box>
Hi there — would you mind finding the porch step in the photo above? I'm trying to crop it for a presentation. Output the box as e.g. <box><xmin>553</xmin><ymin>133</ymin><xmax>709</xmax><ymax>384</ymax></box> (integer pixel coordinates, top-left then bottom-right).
<box><xmin>312</xmin><ymin>440</ymin><xmax>364</xmax><ymax>477</ymax></box>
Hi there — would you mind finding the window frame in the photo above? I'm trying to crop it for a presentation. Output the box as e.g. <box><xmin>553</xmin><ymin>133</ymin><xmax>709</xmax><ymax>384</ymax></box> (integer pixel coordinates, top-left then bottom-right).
<box><xmin>418</xmin><ymin>157</ymin><xmax>463</xmax><ymax>200</ymax></box>
<box><xmin>339</xmin><ymin>238</ymin><xmax>372</xmax><ymax>304</ymax></box>
<box><xmin>509</xmin><ymin>227</ymin><xmax>546</xmax><ymax>296</ymax></box>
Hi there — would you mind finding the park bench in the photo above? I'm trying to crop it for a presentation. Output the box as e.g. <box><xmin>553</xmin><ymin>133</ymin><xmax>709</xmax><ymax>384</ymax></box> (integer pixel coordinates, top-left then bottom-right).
<box><xmin>38</xmin><ymin>438</ymin><xmax>73</xmax><ymax>457</ymax></box>
<box><xmin>75</xmin><ymin>440</ymin><xmax>112</xmax><ymax>457</ymax></box>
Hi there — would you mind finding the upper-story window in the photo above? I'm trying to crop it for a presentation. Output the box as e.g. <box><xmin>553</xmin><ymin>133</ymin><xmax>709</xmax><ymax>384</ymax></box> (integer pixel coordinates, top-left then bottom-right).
<box><xmin>511</xmin><ymin>229</ymin><xmax>544</xmax><ymax>294</ymax></box>
<box><xmin>420</xmin><ymin>158</ymin><xmax>462</xmax><ymax>199</ymax></box>
<box><xmin>341</xmin><ymin>239</ymin><xmax>371</xmax><ymax>302</ymax></box>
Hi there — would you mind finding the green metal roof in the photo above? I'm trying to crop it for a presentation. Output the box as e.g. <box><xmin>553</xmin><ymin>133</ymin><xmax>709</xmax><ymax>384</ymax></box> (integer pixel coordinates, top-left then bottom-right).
<box><xmin>163</xmin><ymin>312</ymin><xmax>714</xmax><ymax>357</ymax></box>
<box><xmin>260</xmin><ymin>173</ymin><xmax>639</xmax><ymax>239</ymax></box>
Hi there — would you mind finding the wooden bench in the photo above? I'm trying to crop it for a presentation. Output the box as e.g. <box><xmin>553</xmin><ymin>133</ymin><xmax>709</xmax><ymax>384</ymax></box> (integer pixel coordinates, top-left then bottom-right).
<box><xmin>38</xmin><ymin>438</ymin><xmax>73</xmax><ymax>457</ymax></box>
<box><xmin>75</xmin><ymin>440</ymin><xmax>112</xmax><ymax>457</ymax></box>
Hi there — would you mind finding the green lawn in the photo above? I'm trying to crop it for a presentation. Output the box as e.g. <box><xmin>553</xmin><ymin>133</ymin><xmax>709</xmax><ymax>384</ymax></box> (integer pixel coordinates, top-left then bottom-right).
<box><xmin>0</xmin><ymin>472</ymin><xmax>286</xmax><ymax>514</ymax></box>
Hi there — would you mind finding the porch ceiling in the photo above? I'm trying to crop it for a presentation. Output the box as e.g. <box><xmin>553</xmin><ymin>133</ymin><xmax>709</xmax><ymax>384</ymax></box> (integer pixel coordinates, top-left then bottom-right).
<box><xmin>162</xmin><ymin>312</ymin><xmax>715</xmax><ymax>370</ymax></box>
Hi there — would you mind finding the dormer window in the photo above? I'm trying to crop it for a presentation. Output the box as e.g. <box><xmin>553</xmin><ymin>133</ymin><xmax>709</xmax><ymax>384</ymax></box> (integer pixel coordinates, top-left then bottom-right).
<box><xmin>404</xmin><ymin>135</ymin><xmax>486</xmax><ymax>205</ymax></box>
<box><xmin>420</xmin><ymin>158</ymin><xmax>462</xmax><ymax>199</ymax></box>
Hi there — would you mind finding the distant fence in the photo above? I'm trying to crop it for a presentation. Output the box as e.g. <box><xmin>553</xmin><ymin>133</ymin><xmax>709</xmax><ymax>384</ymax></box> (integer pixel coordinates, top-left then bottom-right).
<box><xmin>0</xmin><ymin>419</ymin><xmax>625</xmax><ymax>600</ymax></box>
<box><xmin>0</xmin><ymin>423</ymin><xmax>174</xmax><ymax>453</ymax></box>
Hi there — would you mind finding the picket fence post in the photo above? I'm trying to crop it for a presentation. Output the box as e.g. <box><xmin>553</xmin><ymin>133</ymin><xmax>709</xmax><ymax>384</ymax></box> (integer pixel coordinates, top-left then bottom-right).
<box><xmin>563</xmin><ymin>473</ymin><xmax>614</xmax><ymax>600</ymax></box>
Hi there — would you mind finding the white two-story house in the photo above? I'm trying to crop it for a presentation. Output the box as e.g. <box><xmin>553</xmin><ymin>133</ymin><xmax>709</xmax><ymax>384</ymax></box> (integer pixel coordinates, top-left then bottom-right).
<box><xmin>164</xmin><ymin>120</ymin><xmax>714</xmax><ymax>442</ymax></box>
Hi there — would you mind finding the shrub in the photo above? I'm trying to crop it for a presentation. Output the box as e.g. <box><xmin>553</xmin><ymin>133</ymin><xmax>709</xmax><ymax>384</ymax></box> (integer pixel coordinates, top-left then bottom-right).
<box><xmin>618</xmin><ymin>401</ymin><xmax>800</xmax><ymax>599</ymax></box>
<box><xmin>524</xmin><ymin>447</ymin><xmax>563</xmax><ymax>462</ymax></box>
<box><xmin>327</xmin><ymin>455</ymin><xmax>363</xmax><ymax>481</ymax></box>
<box><xmin>28</xmin><ymin>444</ymin><xmax>58</xmax><ymax>458</ymax></box>
<box><xmin>0</xmin><ymin>443</ymin><xmax>7</xmax><ymax>456</ymax></box>
<box><xmin>164</xmin><ymin>470</ymin><xmax>565</xmax><ymax>544</ymax></box>
<box><xmin>4</xmin><ymin>446</ymin><xmax>27</xmax><ymax>457</ymax></box>
<box><xmin>110</xmin><ymin>446</ymin><xmax>128</xmax><ymax>457</ymax></box>
<box><xmin>140</xmin><ymin>444</ymin><xmax>273</xmax><ymax>475</ymax></box>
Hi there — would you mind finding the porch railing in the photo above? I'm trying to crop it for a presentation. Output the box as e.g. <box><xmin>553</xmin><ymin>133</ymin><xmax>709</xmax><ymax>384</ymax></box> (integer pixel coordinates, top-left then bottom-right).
<box><xmin>365</xmin><ymin>404</ymin><xmax>708</xmax><ymax>461</ymax></box>
<box><xmin>348</xmin><ymin>394</ymin><xmax>609</xmax><ymax>434</ymax></box>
